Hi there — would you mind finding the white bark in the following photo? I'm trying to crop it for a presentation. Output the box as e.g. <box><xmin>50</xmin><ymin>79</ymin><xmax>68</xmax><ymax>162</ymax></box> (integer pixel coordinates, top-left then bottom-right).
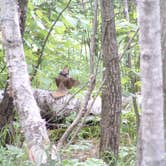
<box><xmin>34</xmin><ymin>89</ymin><xmax>80</xmax><ymax>117</ymax></box>
<box><xmin>0</xmin><ymin>0</ymin><xmax>50</xmax><ymax>165</ymax></box>
<box><xmin>160</xmin><ymin>0</ymin><xmax>166</xmax><ymax>150</ymax></box>
<box><xmin>136</xmin><ymin>0</ymin><xmax>165</xmax><ymax>165</ymax></box>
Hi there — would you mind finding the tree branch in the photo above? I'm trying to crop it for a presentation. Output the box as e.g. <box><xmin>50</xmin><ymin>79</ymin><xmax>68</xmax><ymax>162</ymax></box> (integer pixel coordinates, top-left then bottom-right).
<box><xmin>31</xmin><ymin>0</ymin><xmax>72</xmax><ymax>81</ymax></box>
<box><xmin>119</xmin><ymin>28</ymin><xmax>139</xmax><ymax>61</ymax></box>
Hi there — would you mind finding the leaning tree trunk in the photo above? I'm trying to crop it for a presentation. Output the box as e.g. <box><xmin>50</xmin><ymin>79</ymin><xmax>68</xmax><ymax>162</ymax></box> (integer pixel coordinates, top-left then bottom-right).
<box><xmin>0</xmin><ymin>0</ymin><xmax>29</xmax><ymax>145</ymax></box>
<box><xmin>161</xmin><ymin>0</ymin><xmax>166</xmax><ymax>151</ymax></box>
<box><xmin>136</xmin><ymin>0</ymin><xmax>165</xmax><ymax>165</ymax></box>
<box><xmin>99</xmin><ymin>0</ymin><xmax>122</xmax><ymax>164</ymax></box>
<box><xmin>0</xmin><ymin>0</ymin><xmax>50</xmax><ymax>165</ymax></box>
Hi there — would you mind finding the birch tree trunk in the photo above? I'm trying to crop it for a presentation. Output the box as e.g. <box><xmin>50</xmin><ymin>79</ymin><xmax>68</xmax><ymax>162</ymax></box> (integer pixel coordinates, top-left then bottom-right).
<box><xmin>136</xmin><ymin>0</ymin><xmax>165</xmax><ymax>165</ymax></box>
<box><xmin>99</xmin><ymin>0</ymin><xmax>122</xmax><ymax>164</ymax></box>
<box><xmin>0</xmin><ymin>0</ymin><xmax>50</xmax><ymax>165</ymax></box>
<box><xmin>0</xmin><ymin>0</ymin><xmax>29</xmax><ymax>145</ymax></box>
<box><xmin>160</xmin><ymin>0</ymin><xmax>166</xmax><ymax>150</ymax></box>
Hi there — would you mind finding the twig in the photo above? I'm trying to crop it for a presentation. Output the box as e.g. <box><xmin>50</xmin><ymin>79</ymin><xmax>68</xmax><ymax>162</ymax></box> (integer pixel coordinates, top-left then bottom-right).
<box><xmin>119</xmin><ymin>28</ymin><xmax>139</xmax><ymax>61</ymax></box>
<box><xmin>68</xmin><ymin>78</ymin><xmax>106</xmax><ymax>145</ymax></box>
<box><xmin>31</xmin><ymin>0</ymin><xmax>72</xmax><ymax>81</ymax></box>
<box><xmin>0</xmin><ymin>65</ymin><xmax>6</xmax><ymax>73</ymax></box>
<box><xmin>56</xmin><ymin>75</ymin><xmax>96</xmax><ymax>151</ymax></box>
<box><xmin>56</xmin><ymin>0</ymin><xmax>98</xmax><ymax>152</ymax></box>
<box><xmin>89</xmin><ymin>0</ymin><xmax>98</xmax><ymax>74</ymax></box>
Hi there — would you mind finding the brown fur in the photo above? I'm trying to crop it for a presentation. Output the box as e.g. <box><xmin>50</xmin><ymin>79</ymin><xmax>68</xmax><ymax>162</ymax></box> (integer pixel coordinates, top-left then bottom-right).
<box><xmin>52</xmin><ymin>67</ymin><xmax>79</xmax><ymax>98</ymax></box>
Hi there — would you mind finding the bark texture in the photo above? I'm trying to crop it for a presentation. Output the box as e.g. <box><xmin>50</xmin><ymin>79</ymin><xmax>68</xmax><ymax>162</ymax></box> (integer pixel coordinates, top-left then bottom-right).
<box><xmin>136</xmin><ymin>0</ymin><xmax>165</xmax><ymax>165</ymax></box>
<box><xmin>100</xmin><ymin>0</ymin><xmax>122</xmax><ymax>163</ymax></box>
<box><xmin>161</xmin><ymin>0</ymin><xmax>166</xmax><ymax>150</ymax></box>
<box><xmin>0</xmin><ymin>83</ymin><xmax>14</xmax><ymax>144</ymax></box>
<box><xmin>18</xmin><ymin>0</ymin><xmax>28</xmax><ymax>37</ymax></box>
<box><xmin>0</xmin><ymin>0</ymin><xmax>28</xmax><ymax>145</ymax></box>
<box><xmin>0</xmin><ymin>0</ymin><xmax>50</xmax><ymax>164</ymax></box>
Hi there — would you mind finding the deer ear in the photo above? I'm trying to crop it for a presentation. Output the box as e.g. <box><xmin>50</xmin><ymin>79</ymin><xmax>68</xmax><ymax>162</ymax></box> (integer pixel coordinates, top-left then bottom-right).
<box><xmin>62</xmin><ymin>66</ymin><xmax>69</xmax><ymax>75</ymax></box>
<box><xmin>66</xmin><ymin>78</ymin><xmax>80</xmax><ymax>89</ymax></box>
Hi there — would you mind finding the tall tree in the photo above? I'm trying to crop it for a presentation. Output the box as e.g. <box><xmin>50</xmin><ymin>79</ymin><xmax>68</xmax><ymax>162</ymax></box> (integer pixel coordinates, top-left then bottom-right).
<box><xmin>99</xmin><ymin>0</ymin><xmax>122</xmax><ymax>164</ymax></box>
<box><xmin>161</xmin><ymin>0</ymin><xmax>166</xmax><ymax>149</ymax></box>
<box><xmin>136</xmin><ymin>0</ymin><xmax>165</xmax><ymax>165</ymax></box>
<box><xmin>0</xmin><ymin>0</ymin><xmax>29</xmax><ymax>145</ymax></box>
<box><xmin>0</xmin><ymin>0</ymin><xmax>50</xmax><ymax>164</ymax></box>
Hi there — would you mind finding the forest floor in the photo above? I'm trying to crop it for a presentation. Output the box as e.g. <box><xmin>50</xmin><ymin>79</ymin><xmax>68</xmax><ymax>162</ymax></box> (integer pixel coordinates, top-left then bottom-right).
<box><xmin>62</xmin><ymin>138</ymin><xmax>99</xmax><ymax>161</ymax></box>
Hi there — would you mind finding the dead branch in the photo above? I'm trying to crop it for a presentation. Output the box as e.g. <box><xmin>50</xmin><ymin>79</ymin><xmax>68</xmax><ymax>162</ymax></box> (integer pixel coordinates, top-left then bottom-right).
<box><xmin>68</xmin><ymin>77</ymin><xmax>105</xmax><ymax>145</ymax></box>
<box><xmin>56</xmin><ymin>75</ymin><xmax>96</xmax><ymax>151</ymax></box>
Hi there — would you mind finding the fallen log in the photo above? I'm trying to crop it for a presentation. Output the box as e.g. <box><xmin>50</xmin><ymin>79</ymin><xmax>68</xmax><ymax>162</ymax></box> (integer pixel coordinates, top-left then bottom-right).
<box><xmin>0</xmin><ymin>89</ymin><xmax>80</xmax><ymax>124</ymax></box>
<box><xmin>0</xmin><ymin>90</ymin><xmax>141</xmax><ymax>114</ymax></box>
<box><xmin>0</xmin><ymin>89</ymin><xmax>141</xmax><ymax>123</ymax></box>
<box><xmin>0</xmin><ymin>89</ymin><xmax>80</xmax><ymax>116</ymax></box>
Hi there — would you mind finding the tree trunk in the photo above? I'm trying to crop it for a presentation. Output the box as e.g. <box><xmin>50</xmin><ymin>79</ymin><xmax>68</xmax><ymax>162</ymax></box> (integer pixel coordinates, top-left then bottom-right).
<box><xmin>0</xmin><ymin>0</ymin><xmax>29</xmax><ymax>145</ymax></box>
<box><xmin>136</xmin><ymin>0</ymin><xmax>165</xmax><ymax>165</ymax></box>
<box><xmin>99</xmin><ymin>0</ymin><xmax>122</xmax><ymax>164</ymax></box>
<box><xmin>18</xmin><ymin>0</ymin><xmax>29</xmax><ymax>37</ymax></box>
<box><xmin>0</xmin><ymin>0</ymin><xmax>50</xmax><ymax>164</ymax></box>
<box><xmin>160</xmin><ymin>0</ymin><xmax>166</xmax><ymax>151</ymax></box>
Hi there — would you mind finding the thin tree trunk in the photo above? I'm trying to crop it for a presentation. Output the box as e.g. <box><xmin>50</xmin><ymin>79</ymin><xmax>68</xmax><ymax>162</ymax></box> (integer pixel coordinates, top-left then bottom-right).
<box><xmin>123</xmin><ymin>0</ymin><xmax>130</xmax><ymax>21</ymax></box>
<box><xmin>136</xmin><ymin>0</ymin><xmax>165</xmax><ymax>165</ymax></box>
<box><xmin>124</xmin><ymin>0</ymin><xmax>140</xmax><ymax>134</ymax></box>
<box><xmin>89</xmin><ymin>0</ymin><xmax>98</xmax><ymax>74</ymax></box>
<box><xmin>100</xmin><ymin>0</ymin><xmax>122</xmax><ymax>164</ymax></box>
<box><xmin>160</xmin><ymin>0</ymin><xmax>166</xmax><ymax>150</ymax></box>
<box><xmin>0</xmin><ymin>0</ymin><xmax>50</xmax><ymax>164</ymax></box>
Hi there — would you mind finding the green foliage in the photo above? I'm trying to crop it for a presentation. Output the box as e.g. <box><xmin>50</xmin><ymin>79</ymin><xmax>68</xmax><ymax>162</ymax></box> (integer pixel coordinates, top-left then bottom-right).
<box><xmin>0</xmin><ymin>145</ymin><xmax>33</xmax><ymax>166</ymax></box>
<box><xmin>78</xmin><ymin>125</ymin><xmax>100</xmax><ymax>139</ymax></box>
<box><xmin>49</xmin><ymin>128</ymin><xmax>66</xmax><ymax>141</ymax></box>
<box><xmin>100</xmin><ymin>151</ymin><xmax>117</xmax><ymax>166</ymax></box>
<box><xmin>23</xmin><ymin>0</ymin><xmax>96</xmax><ymax>89</ymax></box>
<box><xmin>61</xmin><ymin>140</ymin><xmax>104</xmax><ymax>165</ymax></box>
<box><xmin>62</xmin><ymin>158</ymin><xmax>105</xmax><ymax>166</ymax></box>
<box><xmin>0</xmin><ymin>120</ymin><xmax>23</xmax><ymax>147</ymax></box>
<box><xmin>78</xmin><ymin>116</ymin><xmax>100</xmax><ymax>139</ymax></box>
<box><xmin>121</xmin><ymin>108</ymin><xmax>137</xmax><ymax>145</ymax></box>
<box><xmin>118</xmin><ymin>146</ymin><xmax>136</xmax><ymax>166</ymax></box>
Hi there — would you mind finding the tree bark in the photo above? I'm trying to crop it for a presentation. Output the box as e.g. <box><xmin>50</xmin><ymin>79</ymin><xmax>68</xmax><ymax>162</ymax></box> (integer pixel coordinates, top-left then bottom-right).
<box><xmin>136</xmin><ymin>0</ymin><xmax>165</xmax><ymax>165</ymax></box>
<box><xmin>99</xmin><ymin>0</ymin><xmax>122</xmax><ymax>164</ymax></box>
<box><xmin>0</xmin><ymin>0</ymin><xmax>50</xmax><ymax>164</ymax></box>
<box><xmin>0</xmin><ymin>0</ymin><xmax>29</xmax><ymax>145</ymax></box>
<box><xmin>160</xmin><ymin>0</ymin><xmax>166</xmax><ymax>151</ymax></box>
<box><xmin>18</xmin><ymin>0</ymin><xmax>28</xmax><ymax>37</ymax></box>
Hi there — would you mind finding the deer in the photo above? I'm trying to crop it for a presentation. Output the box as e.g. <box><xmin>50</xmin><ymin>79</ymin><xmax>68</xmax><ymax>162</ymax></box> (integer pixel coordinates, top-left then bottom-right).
<box><xmin>52</xmin><ymin>67</ymin><xmax>79</xmax><ymax>98</ymax></box>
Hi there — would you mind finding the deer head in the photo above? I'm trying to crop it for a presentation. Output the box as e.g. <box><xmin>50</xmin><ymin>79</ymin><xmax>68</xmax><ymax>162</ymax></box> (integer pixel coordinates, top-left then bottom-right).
<box><xmin>52</xmin><ymin>67</ymin><xmax>79</xmax><ymax>98</ymax></box>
